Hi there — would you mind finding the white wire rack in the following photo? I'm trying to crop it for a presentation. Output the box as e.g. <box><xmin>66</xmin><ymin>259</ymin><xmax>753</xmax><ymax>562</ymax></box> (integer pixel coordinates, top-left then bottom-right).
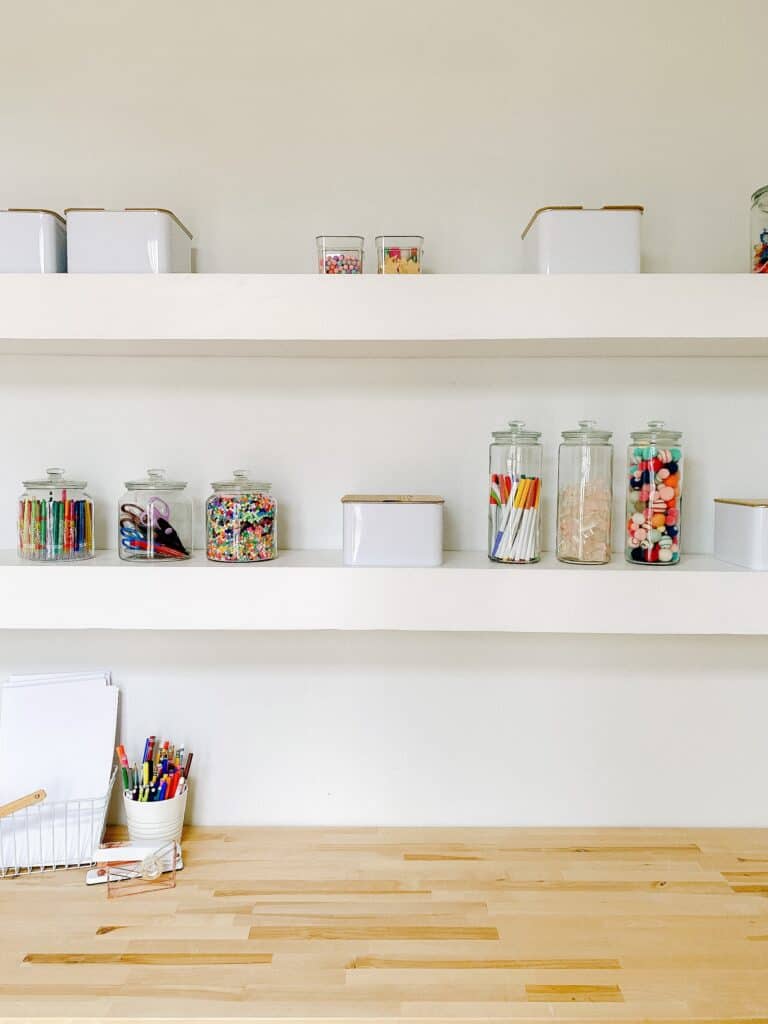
<box><xmin>0</xmin><ymin>769</ymin><xmax>116</xmax><ymax>878</ymax></box>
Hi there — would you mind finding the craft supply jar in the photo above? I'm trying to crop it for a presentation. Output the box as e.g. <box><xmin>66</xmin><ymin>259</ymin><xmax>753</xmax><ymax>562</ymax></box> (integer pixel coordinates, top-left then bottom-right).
<box><xmin>18</xmin><ymin>468</ymin><xmax>94</xmax><ymax>562</ymax></box>
<box><xmin>375</xmin><ymin>235</ymin><xmax>423</xmax><ymax>274</ymax></box>
<box><xmin>488</xmin><ymin>421</ymin><xmax>543</xmax><ymax>564</ymax></box>
<box><xmin>118</xmin><ymin>469</ymin><xmax>192</xmax><ymax>561</ymax></box>
<box><xmin>751</xmin><ymin>186</ymin><xmax>768</xmax><ymax>273</ymax></box>
<box><xmin>316</xmin><ymin>235</ymin><xmax>364</xmax><ymax>274</ymax></box>
<box><xmin>557</xmin><ymin>420</ymin><xmax>613</xmax><ymax>564</ymax></box>
<box><xmin>206</xmin><ymin>471</ymin><xmax>277</xmax><ymax>562</ymax></box>
<box><xmin>626</xmin><ymin>421</ymin><xmax>683</xmax><ymax>565</ymax></box>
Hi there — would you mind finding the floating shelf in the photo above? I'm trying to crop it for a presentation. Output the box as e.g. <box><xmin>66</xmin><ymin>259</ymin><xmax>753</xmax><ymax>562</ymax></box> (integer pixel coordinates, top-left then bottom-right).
<box><xmin>0</xmin><ymin>550</ymin><xmax>763</xmax><ymax>633</ymax></box>
<box><xmin>0</xmin><ymin>273</ymin><xmax>766</xmax><ymax>357</ymax></box>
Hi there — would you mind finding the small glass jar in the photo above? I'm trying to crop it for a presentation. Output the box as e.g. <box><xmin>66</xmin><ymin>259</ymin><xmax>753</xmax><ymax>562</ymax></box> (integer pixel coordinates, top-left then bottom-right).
<box><xmin>18</xmin><ymin>467</ymin><xmax>94</xmax><ymax>561</ymax></box>
<box><xmin>206</xmin><ymin>471</ymin><xmax>277</xmax><ymax>563</ymax></box>
<box><xmin>375</xmin><ymin>235</ymin><xmax>423</xmax><ymax>274</ymax></box>
<box><xmin>626</xmin><ymin>421</ymin><xmax>683</xmax><ymax>565</ymax></box>
<box><xmin>751</xmin><ymin>186</ymin><xmax>768</xmax><ymax>273</ymax></box>
<box><xmin>488</xmin><ymin>420</ymin><xmax>542</xmax><ymax>563</ymax></box>
<box><xmin>316</xmin><ymin>235</ymin><xmax>364</xmax><ymax>274</ymax></box>
<box><xmin>118</xmin><ymin>469</ymin><xmax>192</xmax><ymax>561</ymax></box>
<box><xmin>557</xmin><ymin>420</ymin><xmax>613</xmax><ymax>564</ymax></box>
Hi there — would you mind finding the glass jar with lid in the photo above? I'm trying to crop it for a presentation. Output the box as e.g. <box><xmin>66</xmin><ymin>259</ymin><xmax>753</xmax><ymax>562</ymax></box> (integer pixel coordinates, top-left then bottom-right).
<box><xmin>488</xmin><ymin>420</ymin><xmax>543</xmax><ymax>563</ymax></box>
<box><xmin>557</xmin><ymin>420</ymin><xmax>613</xmax><ymax>564</ymax></box>
<box><xmin>18</xmin><ymin>467</ymin><xmax>94</xmax><ymax>561</ymax></box>
<box><xmin>206</xmin><ymin>471</ymin><xmax>277</xmax><ymax>562</ymax></box>
<box><xmin>751</xmin><ymin>186</ymin><xmax>768</xmax><ymax>272</ymax></box>
<box><xmin>626</xmin><ymin>421</ymin><xmax>683</xmax><ymax>565</ymax></box>
<box><xmin>316</xmin><ymin>235</ymin><xmax>364</xmax><ymax>274</ymax></box>
<box><xmin>118</xmin><ymin>468</ymin><xmax>192</xmax><ymax>561</ymax></box>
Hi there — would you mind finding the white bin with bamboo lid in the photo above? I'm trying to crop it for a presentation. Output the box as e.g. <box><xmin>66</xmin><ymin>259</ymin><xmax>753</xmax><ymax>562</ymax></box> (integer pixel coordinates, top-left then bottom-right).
<box><xmin>341</xmin><ymin>494</ymin><xmax>444</xmax><ymax>567</ymax></box>
<box><xmin>65</xmin><ymin>207</ymin><xmax>192</xmax><ymax>273</ymax></box>
<box><xmin>522</xmin><ymin>204</ymin><xmax>644</xmax><ymax>274</ymax></box>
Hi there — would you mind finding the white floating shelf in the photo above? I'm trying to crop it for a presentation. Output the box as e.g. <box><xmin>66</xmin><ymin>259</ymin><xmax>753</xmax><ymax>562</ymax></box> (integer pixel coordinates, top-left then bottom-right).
<box><xmin>0</xmin><ymin>273</ymin><xmax>766</xmax><ymax>357</ymax></box>
<box><xmin>0</xmin><ymin>550</ymin><xmax>764</xmax><ymax>633</ymax></box>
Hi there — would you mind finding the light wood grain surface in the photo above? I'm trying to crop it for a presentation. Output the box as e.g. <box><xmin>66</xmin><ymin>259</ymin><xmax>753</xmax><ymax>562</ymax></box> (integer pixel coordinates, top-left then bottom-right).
<box><xmin>2</xmin><ymin>826</ymin><xmax>768</xmax><ymax>1021</ymax></box>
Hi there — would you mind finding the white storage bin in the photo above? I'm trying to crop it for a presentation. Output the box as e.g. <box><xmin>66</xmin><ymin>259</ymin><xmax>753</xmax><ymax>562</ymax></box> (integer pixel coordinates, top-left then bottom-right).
<box><xmin>714</xmin><ymin>499</ymin><xmax>768</xmax><ymax>570</ymax></box>
<box><xmin>522</xmin><ymin>204</ymin><xmax>643</xmax><ymax>273</ymax></box>
<box><xmin>0</xmin><ymin>209</ymin><xmax>66</xmax><ymax>272</ymax></box>
<box><xmin>65</xmin><ymin>207</ymin><xmax>192</xmax><ymax>273</ymax></box>
<box><xmin>342</xmin><ymin>495</ymin><xmax>444</xmax><ymax>567</ymax></box>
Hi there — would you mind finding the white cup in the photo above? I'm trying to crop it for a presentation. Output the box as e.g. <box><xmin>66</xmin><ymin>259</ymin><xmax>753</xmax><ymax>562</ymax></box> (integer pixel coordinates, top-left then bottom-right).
<box><xmin>124</xmin><ymin>789</ymin><xmax>187</xmax><ymax>845</ymax></box>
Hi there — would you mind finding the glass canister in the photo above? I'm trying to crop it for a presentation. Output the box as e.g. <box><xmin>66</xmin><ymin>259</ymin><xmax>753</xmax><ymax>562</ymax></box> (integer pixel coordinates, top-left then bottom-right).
<box><xmin>557</xmin><ymin>420</ymin><xmax>613</xmax><ymax>564</ymax></box>
<box><xmin>316</xmin><ymin>235</ymin><xmax>364</xmax><ymax>274</ymax></box>
<box><xmin>375</xmin><ymin>235</ymin><xmax>423</xmax><ymax>274</ymax></box>
<box><xmin>751</xmin><ymin>186</ymin><xmax>768</xmax><ymax>273</ymax></box>
<box><xmin>118</xmin><ymin>469</ymin><xmax>192</xmax><ymax>561</ymax></box>
<box><xmin>488</xmin><ymin>420</ymin><xmax>543</xmax><ymax>563</ymax></box>
<box><xmin>206</xmin><ymin>471</ymin><xmax>277</xmax><ymax>562</ymax></box>
<box><xmin>626</xmin><ymin>421</ymin><xmax>683</xmax><ymax>565</ymax></box>
<box><xmin>18</xmin><ymin>467</ymin><xmax>94</xmax><ymax>561</ymax></box>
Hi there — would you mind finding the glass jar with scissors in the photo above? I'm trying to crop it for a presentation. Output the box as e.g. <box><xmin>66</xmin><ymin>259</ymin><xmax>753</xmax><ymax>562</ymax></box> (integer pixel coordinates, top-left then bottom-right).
<box><xmin>118</xmin><ymin>469</ymin><xmax>193</xmax><ymax>561</ymax></box>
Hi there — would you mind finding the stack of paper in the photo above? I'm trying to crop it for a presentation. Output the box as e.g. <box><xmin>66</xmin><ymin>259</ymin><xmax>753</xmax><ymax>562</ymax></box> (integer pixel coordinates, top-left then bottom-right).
<box><xmin>0</xmin><ymin>671</ymin><xmax>118</xmax><ymax>872</ymax></box>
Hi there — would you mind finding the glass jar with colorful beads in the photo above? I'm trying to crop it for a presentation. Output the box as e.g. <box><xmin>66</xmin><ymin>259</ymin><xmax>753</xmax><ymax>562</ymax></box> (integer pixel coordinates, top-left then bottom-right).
<box><xmin>751</xmin><ymin>186</ymin><xmax>768</xmax><ymax>273</ymax></box>
<box><xmin>316</xmin><ymin>235</ymin><xmax>364</xmax><ymax>274</ymax></box>
<box><xmin>206</xmin><ymin>471</ymin><xmax>277</xmax><ymax>563</ymax></box>
<box><xmin>626</xmin><ymin>421</ymin><xmax>682</xmax><ymax>565</ymax></box>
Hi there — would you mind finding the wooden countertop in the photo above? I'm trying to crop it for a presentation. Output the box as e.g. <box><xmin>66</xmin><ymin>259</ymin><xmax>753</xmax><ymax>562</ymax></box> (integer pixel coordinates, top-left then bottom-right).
<box><xmin>2</xmin><ymin>826</ymin><xmax>768</xmax><ymax>1021</ymax></box>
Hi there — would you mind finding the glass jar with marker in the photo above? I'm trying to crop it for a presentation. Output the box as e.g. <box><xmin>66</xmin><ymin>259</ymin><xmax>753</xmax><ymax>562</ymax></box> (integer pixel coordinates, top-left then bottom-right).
<box><xmin>118</xmin><ymin>469</ymin><xmax>193</xmax><ymax>561</ymax></box>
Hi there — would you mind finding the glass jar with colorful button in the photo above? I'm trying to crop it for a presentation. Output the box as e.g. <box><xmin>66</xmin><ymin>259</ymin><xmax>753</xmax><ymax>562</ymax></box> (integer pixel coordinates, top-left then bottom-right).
<box><xmin>557</xmin><ymin>420</ymin><xmax>613</xmax><ymax>564</ymax></box>
<box><xmin>488</xmin><ymin>420</ymin><xmax>543</xmax><ymax>564</ymax></box>
<box><xmin>751</xmin><ymin>186</ymin><xmax>768</xmax><ymax>273</ymax></box>
<box><xmin>18</xmin><ymin>467</ymin><xmax>95</xmax><ymax>561</ymax></box>
<box><xmin>375</xmin><ymin>235</ymin><xmax>423</xmax><ymax>274</ymax></box>
<box><xmin>206</xmin><ymin>471</ymin><xmax>277</xmax><ymax>563</ymax></box>
<box><xmin>626</xmin><ymin>421</ymin><xmax>682</xmax><ymax>565</ymax></box>
<box><xmin>118</xmin><ymin>469</ymin><xmax>193</xmax><ymax>561</ymax></box>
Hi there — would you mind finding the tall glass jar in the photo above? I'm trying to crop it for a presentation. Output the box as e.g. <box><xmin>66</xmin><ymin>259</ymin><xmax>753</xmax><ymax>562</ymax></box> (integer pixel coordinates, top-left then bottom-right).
<box><xmin>557</xmin><ymin>421</ymin><xmax>613</xmax><ymax>564</ymax></box>
<box><xmin>626</xmin><ymin>421</ymin><xmax>683</xmax><ymax>565</ymax></box>
<box><xmin>206</xmin><ymin>471</ymin><xmax>277</xmax><ymax>562</ymax></box>
<box><xmin>751</xmin><ymin>186</ymin><xmax>768</xmax><ymax>273</ymax></box>
<box><xmin>18</xmin><ymin>467</ymin><xmax>94</xmax><ymax>561</ymax></box>
<box><xmin>488</xmin><ymin>420</ymin><xmax>543</xmax><ymax>563</ymax></box>
<box><xmin>118</xmin><ymin>469</ymin><xmax>192</xmax><ymax>561</ymax></box>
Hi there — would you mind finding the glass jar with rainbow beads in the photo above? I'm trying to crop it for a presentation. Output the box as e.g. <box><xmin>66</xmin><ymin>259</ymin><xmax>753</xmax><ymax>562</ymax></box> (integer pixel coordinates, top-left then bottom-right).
<box><xmin>626</xmin><ymin>421</ymin><xmax>683</xmax><ymax>565</ymax></box>
<box><xmin>206</xmin><ymin>471</ymin><xmax>277</xmax><ymax>563</ymax></box>
<box><xmin>488</xmin><ymin>420</ymin><xmax>543</xmax><ymax>564</ymax></box>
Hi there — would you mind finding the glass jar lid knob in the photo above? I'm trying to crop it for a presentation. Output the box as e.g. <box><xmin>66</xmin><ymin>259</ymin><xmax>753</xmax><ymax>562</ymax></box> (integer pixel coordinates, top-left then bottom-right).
<box><xmin>46</xmin><ymin>467</ymin><xmax>65</xmax><ymax>480</ymax></box>
<box><xmin>146</xmin><ymin>468</ymin><xmax>166</xmax><ymax>481</ymax></box>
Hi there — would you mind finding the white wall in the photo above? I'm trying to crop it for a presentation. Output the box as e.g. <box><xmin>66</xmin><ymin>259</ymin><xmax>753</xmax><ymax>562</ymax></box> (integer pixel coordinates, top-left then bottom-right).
<box><xmin>1</xmin><ymin>630</ymin><xmax>766</xmax><ymax>827</ymax></box>
<box><xmin>0</xmin><ymin>1</ymin><xmax>766</xmax><ymax>826</ymax></box>
<box><xmin>0</xmin><ymin>0</ymin><xmax>762</xmax><ymax>274</ymax></box>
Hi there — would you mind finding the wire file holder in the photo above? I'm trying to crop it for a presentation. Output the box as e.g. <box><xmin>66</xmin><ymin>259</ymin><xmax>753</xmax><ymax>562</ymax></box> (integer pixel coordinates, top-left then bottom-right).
<box><xmin>0</xmin><ymin>769</ymin><xmax>116</xmax><ymax>878</ymax></box>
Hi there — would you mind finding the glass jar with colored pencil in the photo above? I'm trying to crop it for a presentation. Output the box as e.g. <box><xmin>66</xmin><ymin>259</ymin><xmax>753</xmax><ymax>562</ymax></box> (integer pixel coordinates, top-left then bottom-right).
<box><xmin>488</xmin><ymin>421</ymin><xmax>543</xmax><ymax>564</ymax></box>
<box><xmin>17</xmin><ymin>467</ymin><xmax>95</xmax><ymax>561</ymax></box>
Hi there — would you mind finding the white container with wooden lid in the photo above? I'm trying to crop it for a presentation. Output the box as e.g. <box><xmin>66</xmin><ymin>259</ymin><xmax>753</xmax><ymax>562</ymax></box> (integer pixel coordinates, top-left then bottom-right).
<box><xmin>522</xmin><ymin>204</ymin><xmax>643</xmax><ymax>273</ymax></box>
<box><xmin>65</xmin><ymin>208</ymin><xmax>192</xmax><ymax>272</ymax></box>
<box><xmin>714</xmin><ymin>499</ymin><xmax>768</xmax><ymax>570</ymax></box>
<box><xmin>341</xmin><ymin>495</ymin><xmax>444</xmax><ymax>567</ymax></box>
<box><xmin>0</xmin><ymin>209</ymin><xmax>66</xmax><ymax>272</ymax></box>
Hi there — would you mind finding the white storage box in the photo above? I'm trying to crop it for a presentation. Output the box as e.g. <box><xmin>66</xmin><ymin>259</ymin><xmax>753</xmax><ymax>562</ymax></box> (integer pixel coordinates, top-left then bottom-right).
<box><xmin>522</xmin><ymin>204</ymin><xmax>643</xmax><ymax>273</ymax></box>
<box><xmin>714</xmin><ymin>499</ymin><xmax>768</xmax><ymax>570</ymax></box>
<box><xmin>65</xmin><ymin>207</ymin><xmax>192</xmax><ymax>273</ymax></box>
<box><xmin>342</xmin><ymin>495</ymin><xmax>444</xmax><ymax>567</ymax></box>
<box><xmin>0</xmin><ymin>209</ymin><xmax>66</xmax><ymax>272</ymax></box>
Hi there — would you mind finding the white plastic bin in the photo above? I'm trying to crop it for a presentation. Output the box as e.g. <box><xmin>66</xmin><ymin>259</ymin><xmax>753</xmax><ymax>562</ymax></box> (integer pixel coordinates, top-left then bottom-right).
<box><xmin>342</xmin><ymin>495</ymin><xmax>444</xmax><ymax>567</ymax></box>
<box><xmin>0</xmin><ymin>209</ymin><xmax>66</xmax><ymax>273</ymax></box>
<box><xmin>66</xmin><ymin>208</ymin><xmax>192</xmax><ymax>272</ymax></box>
<box><xmin>714</xmin><ymin>499</ymin><xmax>768</xmax><ymax>570</ymax></box>
<box><xmin>522</xmin><ymin>205</ymin><xmax>643</xmax><ymax>273</ymax></box>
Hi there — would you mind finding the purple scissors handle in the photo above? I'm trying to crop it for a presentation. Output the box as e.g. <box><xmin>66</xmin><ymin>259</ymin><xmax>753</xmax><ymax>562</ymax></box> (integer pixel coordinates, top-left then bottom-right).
<box><xmin>145</xmin><ymin>496</ymin><xmax>171</xmax><ymax>527</ymax></box>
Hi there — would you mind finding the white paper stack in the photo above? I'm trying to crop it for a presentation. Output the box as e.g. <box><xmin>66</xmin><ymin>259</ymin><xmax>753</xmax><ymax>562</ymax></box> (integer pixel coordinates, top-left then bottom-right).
<box><xmin>0</xmin><ymin>671</ymin><xmax>118</xmax><ymax>872</ymax></box>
